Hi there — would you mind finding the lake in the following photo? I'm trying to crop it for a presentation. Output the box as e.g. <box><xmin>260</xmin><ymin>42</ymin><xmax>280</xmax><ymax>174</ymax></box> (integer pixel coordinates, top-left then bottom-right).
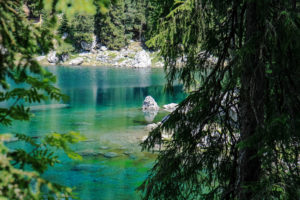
<box><xmin>1</xmin><ymin>66</ymin><xmax>185</xmax><ymax>200</ymax></box>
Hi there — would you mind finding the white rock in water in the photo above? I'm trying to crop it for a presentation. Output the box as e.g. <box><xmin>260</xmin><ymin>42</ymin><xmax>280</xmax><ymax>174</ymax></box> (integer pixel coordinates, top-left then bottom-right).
<box><xmin>134</xmin><ymin>50</ymin><xmax>151</xmax><ymax>68</ymax></box>
<box><xmin>47</xmin><ymin>51</ymin><xmax>59</xmax><ymax>63</ymax></box>
<box><xmin>69</xmin><ymin>57</ymin><xmax>84</xmax><ymax>65</ymax></box>
<box><xmin>142</xmin><ymin>96</ymin><xmax>159</xmax><ymax>111</ymax></box>
<box><xmin>163</xmin><ymin>103</ymin><xmax>178</xmax><ymax>112</ymax></box>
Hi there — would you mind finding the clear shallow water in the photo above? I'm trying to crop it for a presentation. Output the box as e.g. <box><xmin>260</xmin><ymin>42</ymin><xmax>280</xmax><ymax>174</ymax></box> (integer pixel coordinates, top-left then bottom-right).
<box><xmin>1</xmin><ymin>66</ymin><xmax>185</xmax><ymax>200</ymax></box>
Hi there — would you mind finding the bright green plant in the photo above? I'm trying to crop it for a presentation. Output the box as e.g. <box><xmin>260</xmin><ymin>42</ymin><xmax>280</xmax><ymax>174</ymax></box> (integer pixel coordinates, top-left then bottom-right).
<box><xmin>0</xmin><ymin>132</ymin><xmax>85</xmax><ymax>200</ymax></box>
<box><xmin>0</xmin><ymin>0</ymin><xmax>106</xmax><ymax>199</ymax></box>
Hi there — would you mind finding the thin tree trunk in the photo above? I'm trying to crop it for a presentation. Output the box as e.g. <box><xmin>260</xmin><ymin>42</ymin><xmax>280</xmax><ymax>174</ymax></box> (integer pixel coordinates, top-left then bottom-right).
<box><xmin>238</xmin><ymin>1</ymin><xmax>265</xmax><ymax>199</ymax></box>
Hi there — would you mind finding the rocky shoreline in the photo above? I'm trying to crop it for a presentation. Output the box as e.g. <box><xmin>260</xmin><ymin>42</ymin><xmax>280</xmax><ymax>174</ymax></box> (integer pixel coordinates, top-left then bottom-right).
<box><xmin>37</xmin><ymin>41</ymin><xmax>164</xmax><ymax>68</ymax></box>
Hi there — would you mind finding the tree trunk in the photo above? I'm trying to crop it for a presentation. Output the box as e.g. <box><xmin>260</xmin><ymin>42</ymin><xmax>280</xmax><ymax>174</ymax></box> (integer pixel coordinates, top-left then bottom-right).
<box><xmin>238</xmin><ymin>1</ymin><xmax>265</xmax><ymax>199</ymax></box>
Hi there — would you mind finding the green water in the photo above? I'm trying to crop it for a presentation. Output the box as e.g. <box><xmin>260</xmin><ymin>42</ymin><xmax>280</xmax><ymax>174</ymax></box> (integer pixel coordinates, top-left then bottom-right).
<box><xmin>1</xmin><ymin>66</ymin><xmax>185</xmax><ymax>200</ymax></box>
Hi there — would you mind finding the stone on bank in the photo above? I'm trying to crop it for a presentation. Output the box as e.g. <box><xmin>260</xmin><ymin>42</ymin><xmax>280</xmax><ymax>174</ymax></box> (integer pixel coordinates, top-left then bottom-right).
<box><xmin>69</xmin><ymin>57</ymin><xmax>84</xmax><ymax>65</ymax></box>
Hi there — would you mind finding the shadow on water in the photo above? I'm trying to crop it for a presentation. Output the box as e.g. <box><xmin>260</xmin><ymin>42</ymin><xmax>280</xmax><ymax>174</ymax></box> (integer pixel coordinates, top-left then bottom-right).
<box><xmin>96</xmin><ymin>85</ymin><xmax>184</xmax><ymax>107</ymax></box>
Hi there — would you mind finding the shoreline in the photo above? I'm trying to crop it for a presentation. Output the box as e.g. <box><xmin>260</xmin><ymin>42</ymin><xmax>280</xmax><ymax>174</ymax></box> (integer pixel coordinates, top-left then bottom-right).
<box><xmin>38</xmin><ymin>41</ymin><xmax>165</xmax><ymax>68</ymax></box>
<box><xmin>41</xmin><ymin>62</ymin><xmax>164</xmax><ymax>68</ymax></box>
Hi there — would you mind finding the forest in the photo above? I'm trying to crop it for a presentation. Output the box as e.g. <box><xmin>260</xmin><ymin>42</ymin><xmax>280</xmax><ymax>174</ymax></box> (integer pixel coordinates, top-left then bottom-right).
<box><xmin>0</xmin><ymin>0</ymin><xmax>299</xmax><ymax>200</ymax></box>
<box><xmin>25</xmin><ymin>0</ymin><xmax>152</xmax><ymax>51</ymax></box>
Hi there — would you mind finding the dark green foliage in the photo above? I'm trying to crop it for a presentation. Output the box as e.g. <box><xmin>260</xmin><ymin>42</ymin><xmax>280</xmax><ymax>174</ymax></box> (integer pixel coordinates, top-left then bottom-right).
<box><xmin>94</xmin><ymin>0</ymin><xmax>148</xmax><ymax>49</ymax></box>
<box><xmin>0</xmin><ymin>132</ymin><xmax>84</xmax><ymax>199</ymax></box>
<box><xmin>58</xmin><ymin>13</ymin><xmax>95</xmax><ymax>51</ymax></box>
<box><xmin>0</xmin><ymin>0</ymin><xmax>61</xmax><ymax>125</ymax></box>
<box><xmin>70</xmin><ymin>14</ymin><xmax>95</xmax><ymax>43</ymax></box>
<box><xmin>140</xmin><ymin>0</ymin><xmax>300</xmax><ymax>199</ymax></box>
<box><xmin>95</xmin><ymin>0</ymin><xmax>126</xmax><ymax>50</ymax></box>
<box><xmin>143</xmin><ymin>0</ymin><xmax>175</xmax><ymax>43</ymax></box>
<box><xmin>58</xmin><ymin>14</ymin><xmax>71</xmax><ymax>36</ymax></box>
<box><xmin>124</xmin><ymin>0</ymin><xmax>146</xmax><ymax>41</ymax></box>
<box><xmin>25</xmin><ymin>0</ymin><xmax>43</xmax><ymax>18</ymax></box>
<box><xmin>0</xmin><ymin>0</ymin><xmax>97</xmax><ymax>199</ymax></box>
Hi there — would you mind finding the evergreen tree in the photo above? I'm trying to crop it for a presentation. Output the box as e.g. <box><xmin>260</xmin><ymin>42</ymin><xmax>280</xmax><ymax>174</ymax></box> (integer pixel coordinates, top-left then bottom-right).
<box><xmin>0</xmin><ymin>0</ymin><xmax>106</xmax><ymax>198</ymax></box>
<box><xmin>124</xmin><ymin>0</ymin><xmax>146</xmax><ymax>41</ymax></box>
<box><xmin>94</xmin><ymin>0</ymin><xmax>148</xmax><ymax>48</ymax></box>
<box><xmin>140</xmin><ymin>0</ymin><xmax>300</xmax><ymax>199</ymax></box>
<box><xmin>95</xmin><ymin>1</ymin><xmax>126</xmax><ymax>50</ymax></box>
<box><xmin>25</xmin><ymin>0</ymin><xmax>43</xmax><ymax>18</ymax></box>
<box><xmin>144</xmin><ymin>0</ymin><xmax>175</xmax><ymax>43</ymax></box>
<box><xmin>69</xmin><ymin>14</ymin><xmax>95</xmax><ymax>50</ymax></box>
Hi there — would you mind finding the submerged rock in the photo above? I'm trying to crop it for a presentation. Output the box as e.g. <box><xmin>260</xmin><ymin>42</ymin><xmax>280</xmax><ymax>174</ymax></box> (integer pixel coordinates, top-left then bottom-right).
<box><xmin>123</xmin><ymin>152</ymin><xmax>137</xmax><ymax>160</ymax></box>
<box><xmin>73</xmin><ymin>122</ymin><xmax>92</xmax><ymax>126</ymax></box>
<box><xmin>2</xmin><ymin>136</ymin><xmax>19</xmax><ymax>143</ymax></box>
<box><xmin>71</xmin><ymin>164</ymin><xmax>103</xmax><ymax>172</ymax></box>
<box><xmin>102</xmin><ymin>152</ymin><xmax>119</xmax><ymax>158</ymax></box>
<box><xmin>81</xmin><ymin>138</ymin><xmax>96</xmax><ymax>143</ymax></box>
<box><xmin>77</xmin><ymin>150</ymin><xmax>102</xmax><ymax>157</ymax></box>
<box><xmin>99</xmin><ymin>146</ymin><xmax>110</xmax><ymax>150</ymax></box>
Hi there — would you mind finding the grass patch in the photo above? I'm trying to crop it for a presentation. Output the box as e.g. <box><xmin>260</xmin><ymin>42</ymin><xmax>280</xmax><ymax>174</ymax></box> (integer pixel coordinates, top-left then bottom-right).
<box><xmin>118</xmin><ymin>58</ymin><xmax>126</xmax><ymax>63</ymax></box>
<box><xmin>151</xmin><ymin>52</ymin><xmax>163</xmax><ymax>66</ymax></box>
<box><xmin>128</xmin><ymin>53</ymin><xmax>135</xmax><ymax>59</ymax></box>
<box><xmin>108</xmin><ymin>52</ymin><xmax>117</xmax><ymax>59</ymax></box>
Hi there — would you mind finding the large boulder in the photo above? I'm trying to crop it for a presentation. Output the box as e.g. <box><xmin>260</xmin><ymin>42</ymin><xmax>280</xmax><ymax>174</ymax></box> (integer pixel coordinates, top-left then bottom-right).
<box><xmin>69</xmin><ymin>57</ymin><xmax>84</xmax><ymax>65</ymax></box>
<box><xmin>47</xmin><ymin>51</ymin><xmax>59</xmax><ymax>63</ymax></box>
<box><xmin>142</xmin><ymin>96</ymin><xmax>159</xmax><ymax>122</ymax></box>
<box><xmin>142</xmin><ymin>96</ymin><xmax>159</xmax><ymax>112</ymax></box>
<box><xmin>133</xmin><ymin>50</ymin><xmax>151</xmax><ymax>68</ymax></box>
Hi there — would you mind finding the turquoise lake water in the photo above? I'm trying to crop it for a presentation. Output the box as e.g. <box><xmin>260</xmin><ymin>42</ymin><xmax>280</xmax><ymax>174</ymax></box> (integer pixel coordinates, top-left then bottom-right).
<box><xmin>1</xmin><ymin>66</ymin><xmax>185</xmax><ymax>200</ymax></box>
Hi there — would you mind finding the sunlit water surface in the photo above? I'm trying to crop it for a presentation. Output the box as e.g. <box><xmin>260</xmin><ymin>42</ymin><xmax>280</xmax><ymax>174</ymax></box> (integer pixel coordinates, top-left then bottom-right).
<box><xmin>1</xmin><ymin>66</ymin><xmax>185</xmax><ymax>200</ymax></box>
